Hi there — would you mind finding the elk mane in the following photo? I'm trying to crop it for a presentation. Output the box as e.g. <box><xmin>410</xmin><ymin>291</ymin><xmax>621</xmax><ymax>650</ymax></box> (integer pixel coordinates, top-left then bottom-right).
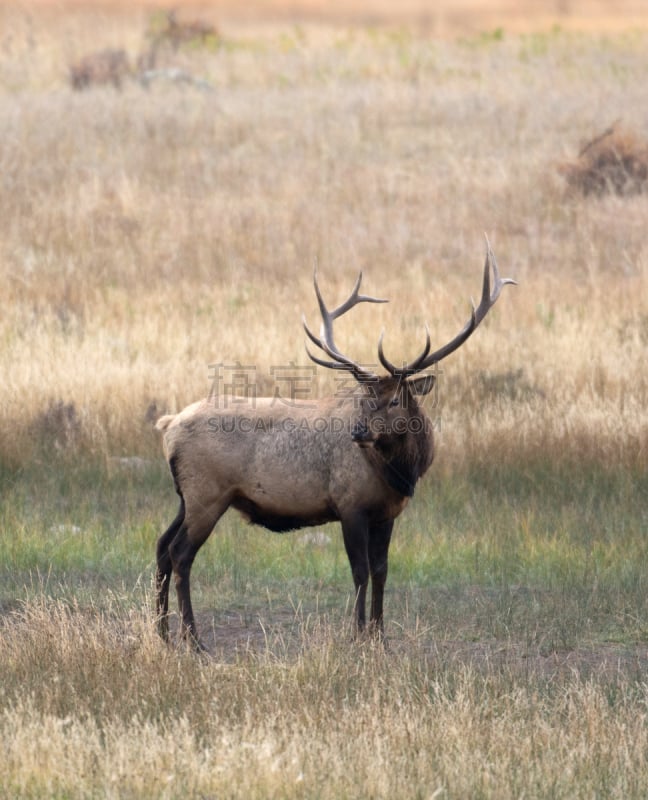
<box><xmin>372</xmin><ymin>398</ymin><xmax>434</xmax><ymax>497</ymax></box>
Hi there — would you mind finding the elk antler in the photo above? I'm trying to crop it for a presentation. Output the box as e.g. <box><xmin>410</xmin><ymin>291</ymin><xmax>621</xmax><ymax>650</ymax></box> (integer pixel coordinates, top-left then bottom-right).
<box><xmin>303</xmin><ymin>270</ymin><xmax>388</xmax><ymax>381</ymax></box>
<box><xmin>378</xmin><ymin>238</ymin><xmax>517</xmax><ymax>377</ymax></box>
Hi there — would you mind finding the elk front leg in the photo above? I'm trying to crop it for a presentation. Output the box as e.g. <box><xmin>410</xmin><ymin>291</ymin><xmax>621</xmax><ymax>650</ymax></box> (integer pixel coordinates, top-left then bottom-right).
<box><xmin>341</xmin><ymin>514</ymin><xmax>370</xmax><ymax>633</ymax></box>
<box><xmin>368</xmin><ymin>519</ymin><xmax>394</xmax><ymax>638</ymax></box>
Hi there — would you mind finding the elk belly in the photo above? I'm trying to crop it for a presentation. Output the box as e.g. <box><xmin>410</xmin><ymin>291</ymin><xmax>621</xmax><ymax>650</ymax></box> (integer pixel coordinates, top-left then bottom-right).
<box><xmin>231</xmin><ymin>493</ymin><xmax>338</xmax><ymax>533</ymax></box>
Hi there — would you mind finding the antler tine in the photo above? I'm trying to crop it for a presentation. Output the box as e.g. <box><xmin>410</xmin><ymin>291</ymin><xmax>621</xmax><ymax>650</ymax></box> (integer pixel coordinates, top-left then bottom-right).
<box><xmin>413</xmin><ymin>240</ymin><xmax>515</xmax><ymax>372</ymax></box>
<box><xmin>378</xmin><ymin>325</ymin><xmax>432</xmax><ymax>377</ymax></box>
<box><xmin>314</xmin><ymin>269</ymin><xmax>387</xmax><ymax>343</ymax></box>
<box><xmin>380</xmin><ymin>240</ymin><xmax>516</xmax><ymax>377</ymax></box>
<box><xmin>475</xmin><ymin>237</ymin><xmax>517</xmax><ymax>325</ymax></box>
<box><xmin>303</xmin><ymin>343</ymin><xmax>362</xmax><ymax>372</ymax></box>
<box><xmin>406</xmin><ymin>324</ymin><xmax>432</xmax><ymax>371</ymax></box>
<box><xmin>302</xmin><ymin>313</ymin><xmax>361</xmax><ymax>372</ymax></box>
<box><xmin>304</xmin><ymin>269</ymin><xmax>388</xmax><ymax>381</ymax></box>
<box><xmin>377</xmin><ymin>330</ymin><xmax>396</xmax><ymax>374</ymax></box>
<box><xmin>329</xmin><ymin>271</ymin><xmax>388</xmax><ymax>318</ymax></box>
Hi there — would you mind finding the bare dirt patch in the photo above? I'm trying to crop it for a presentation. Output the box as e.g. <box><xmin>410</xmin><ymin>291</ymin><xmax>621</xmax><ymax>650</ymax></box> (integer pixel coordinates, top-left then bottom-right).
<box><xmin>164</xmin><ymin>608</ymin><xmax>648</xmax><ymax>681</ymax></box>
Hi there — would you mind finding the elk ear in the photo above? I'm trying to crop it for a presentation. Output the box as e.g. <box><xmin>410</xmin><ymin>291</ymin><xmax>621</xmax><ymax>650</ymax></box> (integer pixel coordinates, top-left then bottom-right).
<box><xmin>407</xmin><ymin>374</ymin><xmax>436</xmax><ymax>396</ymax></box>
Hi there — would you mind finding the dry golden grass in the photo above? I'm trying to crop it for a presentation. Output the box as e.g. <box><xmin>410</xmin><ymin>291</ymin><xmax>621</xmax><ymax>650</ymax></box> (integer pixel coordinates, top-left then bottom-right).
<box><xmin>1</xmin><ymin>5</ymin><xmax>648</xmax><ymax>475</ymax></box>
<box><xmin>2</xmin><ymin>596</ymin><xmax>648</xmax><ymax>799</ymax></box>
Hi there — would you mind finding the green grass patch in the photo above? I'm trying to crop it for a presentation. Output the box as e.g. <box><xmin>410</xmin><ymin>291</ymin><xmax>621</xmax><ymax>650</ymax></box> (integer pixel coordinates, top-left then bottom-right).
<box><xmin>1</xmin><ymin>457</ymin><xmax>646</xmax><ymax>647</ymax></box>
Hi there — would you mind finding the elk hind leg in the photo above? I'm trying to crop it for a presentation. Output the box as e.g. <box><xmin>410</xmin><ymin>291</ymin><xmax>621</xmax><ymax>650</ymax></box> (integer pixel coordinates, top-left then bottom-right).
<box><xmin>155</xmin><ymin>498</ymin><xmax>185</xmax><ymax>642</ymax></box>
<box><xmin>169</xmin><ymin>498</ymin><xmax>229</xmax><ymax>649</ymax></box>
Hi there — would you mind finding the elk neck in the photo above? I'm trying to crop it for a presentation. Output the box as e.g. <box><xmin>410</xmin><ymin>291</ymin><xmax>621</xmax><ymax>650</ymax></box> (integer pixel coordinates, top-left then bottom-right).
<box><xmin>365</xmin><ymin>422</ymin><xmax>434</xmax><ymax>498</ymax></box>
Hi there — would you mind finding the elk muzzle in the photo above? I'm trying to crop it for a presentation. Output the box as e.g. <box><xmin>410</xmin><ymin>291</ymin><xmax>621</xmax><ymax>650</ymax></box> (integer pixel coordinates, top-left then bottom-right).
<box><xmin>351</xmin><ymin>419</ymin><xmax>373</xmax><ymax>446</ymax></box>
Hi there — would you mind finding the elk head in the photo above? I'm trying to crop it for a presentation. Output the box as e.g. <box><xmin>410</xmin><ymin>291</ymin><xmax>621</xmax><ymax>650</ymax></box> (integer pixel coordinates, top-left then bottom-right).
<box><xmin>303</xmin><ymin>241</ymin><xmax>516</xmax><ymax>464</ymax></box>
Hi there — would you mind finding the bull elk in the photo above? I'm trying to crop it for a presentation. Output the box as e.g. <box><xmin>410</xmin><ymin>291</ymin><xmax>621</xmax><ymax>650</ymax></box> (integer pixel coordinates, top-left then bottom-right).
<box><xmin>155</xmin><ymin>242</ymin><xmax>515</xmax><ymax>648</ymax></box>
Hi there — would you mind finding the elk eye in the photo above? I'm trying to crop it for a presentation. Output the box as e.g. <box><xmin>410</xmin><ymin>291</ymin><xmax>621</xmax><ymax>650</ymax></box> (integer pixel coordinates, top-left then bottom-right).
<box><xmin>389</xmin><ymin>396</ymin><xmax>400</xmax><ymax>408</ymax></box>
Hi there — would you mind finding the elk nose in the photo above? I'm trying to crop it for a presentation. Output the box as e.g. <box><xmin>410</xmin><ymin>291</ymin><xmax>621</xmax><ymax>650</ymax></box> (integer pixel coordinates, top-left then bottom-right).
<box><xmin>351</xmin><ymin>420</ymin><xmax>368</xmax><ymax>442</ymax></box>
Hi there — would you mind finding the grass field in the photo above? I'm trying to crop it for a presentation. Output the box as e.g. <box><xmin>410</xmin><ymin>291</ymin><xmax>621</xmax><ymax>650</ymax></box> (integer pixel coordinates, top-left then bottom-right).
<box><xmin>1</xmin><ymin>2</ymin><xmax>648</xmax><ymax>797</ymax></box>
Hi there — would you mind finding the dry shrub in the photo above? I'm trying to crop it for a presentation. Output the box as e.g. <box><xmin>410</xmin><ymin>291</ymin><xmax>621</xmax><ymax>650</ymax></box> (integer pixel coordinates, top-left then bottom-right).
<box><xmin>559</xmin><ymin>123</ymin><xmax>648</xmax><ymax>196</ymax></box>
<box><xmin>140</xmin><ymin>10</ymin><xmax>221</xmax><ymax>70</ymax></box>
<box><xmin>154</xmin><ymin>9</ymin><xmax>220</xmax><ymax>50</ymax></box>
<box><xmin>29</xmin><ymin>400</ymin><xmax>82</xmax><ymax>452</ymax></box>
<box><xmin>69</xmin><ymin>48</ymin><xmax>131</xmax><ymax>90</ymax></box>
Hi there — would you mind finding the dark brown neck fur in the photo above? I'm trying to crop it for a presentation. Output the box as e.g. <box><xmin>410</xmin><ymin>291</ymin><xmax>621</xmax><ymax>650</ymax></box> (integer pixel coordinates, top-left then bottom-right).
<box><xmin>373</xmin><ymin>426</ymin><xmax>434</xmax><ymax>497</ymax></box>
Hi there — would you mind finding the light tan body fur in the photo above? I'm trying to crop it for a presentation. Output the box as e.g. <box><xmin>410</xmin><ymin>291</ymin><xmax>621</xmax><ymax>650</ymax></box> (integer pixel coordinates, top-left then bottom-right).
<box><xmin>157</xmin><ymin>396</ymin><xmax>415</xmax><ymax>536</ymax></box>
